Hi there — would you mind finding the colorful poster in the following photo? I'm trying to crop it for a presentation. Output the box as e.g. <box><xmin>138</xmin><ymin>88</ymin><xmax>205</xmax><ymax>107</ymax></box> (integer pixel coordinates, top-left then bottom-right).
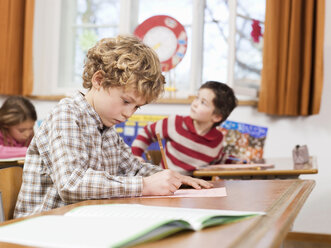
<box><xmin>219</xmin><ymin>120</ymin><xmax>268</xmax><ymax>162</ymax></box>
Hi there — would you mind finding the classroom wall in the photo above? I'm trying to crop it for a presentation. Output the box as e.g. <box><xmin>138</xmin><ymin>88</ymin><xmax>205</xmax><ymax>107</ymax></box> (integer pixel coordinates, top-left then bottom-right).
<box><xmin>0</xmin><ymin>2</ymin><xmax>330</xmax><ymax>234</ymax></box>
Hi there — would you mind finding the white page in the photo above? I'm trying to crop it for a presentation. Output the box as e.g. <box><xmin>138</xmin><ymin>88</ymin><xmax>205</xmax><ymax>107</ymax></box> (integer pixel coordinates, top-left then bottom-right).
<box><xmin>0</xmin><ymin>215</ymin><xmax>172</xmax><ymax>248</ymax></box>
<box><xmin>66</xmin><ymin>204</ymin><xmax>265</xmax><ymax>230</ymax></box>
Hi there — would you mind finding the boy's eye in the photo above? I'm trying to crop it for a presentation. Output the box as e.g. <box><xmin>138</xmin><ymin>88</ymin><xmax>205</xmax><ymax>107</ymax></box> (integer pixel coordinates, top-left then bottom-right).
<box><xmin>122</xmin><ymin>99</ymin><xmax>130</xmax><ymax>104</ymax></box>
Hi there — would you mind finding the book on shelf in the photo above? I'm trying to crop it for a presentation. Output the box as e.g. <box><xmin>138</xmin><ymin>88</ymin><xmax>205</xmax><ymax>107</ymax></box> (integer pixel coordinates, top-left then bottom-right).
<box><xmin>0</xmin><ymin>204</ymin><xmax>264</xmax><ymax>248</ymax></box>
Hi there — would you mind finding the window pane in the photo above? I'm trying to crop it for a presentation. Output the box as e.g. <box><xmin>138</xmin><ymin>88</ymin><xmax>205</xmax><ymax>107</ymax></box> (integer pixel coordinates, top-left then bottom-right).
<box><xmin>138</xmin><ymin>0</ymin><xmax>192</xmax><ymax>98</ymax></box>
<box><xmin>73</xmin><ymin>26</ymin><xmax>118</xmax><ymax>86</ymax></box>
<box><xmin>76</xmin><ymin>0</ymin><xmax>119</xmax><ymax>26</ymax></box>
<box><xmin>59</xmin><ymin>0</ymin><xmax>119</xmax><ymax>89</ymax></box>
<box><xmin>203</xmin><ymin>0</ymin><xmax>229</xmax><ymax>85</ymax></box>
<box><xmin>235</xmin><ymin>0</ymin><xmax>265</xmax><ymax>89</ymax></box>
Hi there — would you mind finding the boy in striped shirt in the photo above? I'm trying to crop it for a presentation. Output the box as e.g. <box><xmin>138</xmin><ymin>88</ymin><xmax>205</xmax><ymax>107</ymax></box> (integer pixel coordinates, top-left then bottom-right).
<box><xmin>132</xmin><ymin>81</ymin><xmax>237</xmax><ymax>174</ymax></box>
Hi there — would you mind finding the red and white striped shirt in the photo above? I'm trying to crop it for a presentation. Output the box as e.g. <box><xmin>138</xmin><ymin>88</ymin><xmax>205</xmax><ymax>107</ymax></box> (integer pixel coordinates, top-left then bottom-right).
<box><xmin>131</xmin><ymin>115</ymin><xmax>228</xmax><ymax>173</ymax></box>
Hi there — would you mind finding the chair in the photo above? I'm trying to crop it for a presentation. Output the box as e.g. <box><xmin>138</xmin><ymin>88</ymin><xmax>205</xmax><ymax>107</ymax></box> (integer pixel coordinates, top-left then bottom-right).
<box><xmin>0</xmin><ymin>166</ymin><xmax>23</xmax><ymax>222</ymax></box>
<box><xmin>146</xmin><ymin>150</ymin><xmax>162</xmax><ymax>165</ymax></box>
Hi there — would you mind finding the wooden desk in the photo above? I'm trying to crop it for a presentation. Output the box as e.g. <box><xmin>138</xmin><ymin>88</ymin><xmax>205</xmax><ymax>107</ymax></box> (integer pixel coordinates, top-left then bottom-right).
<box><xmin>193</xmin><ymin>156</ymin><xmax>318</xmax><ymax>180</ymax></box>
<box><xmin>0</xmin><ymin>159</ymin><xmax>24</xmax><ymax>169</ymax></box>
<box><xmin>0</xmin><ymin>179</ymin><xmax>314</xmax><ymax>248</ymax></box>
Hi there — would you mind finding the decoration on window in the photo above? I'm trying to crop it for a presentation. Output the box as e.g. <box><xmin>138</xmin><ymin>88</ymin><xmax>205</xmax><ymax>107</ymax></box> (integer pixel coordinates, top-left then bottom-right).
<box><xmin>134</xmin><ymin>15</ymin><xmax>188</xmax><ymax>99</ymax></box>
<box><xmin>251</xmin><ymin>19</ymin><xmax>263</xmax><ymax>43</ymax></box>
<box><xmin>134</xmin><ymin>15</ymin><xmax>187</xmax><ymax>72</ymax></box>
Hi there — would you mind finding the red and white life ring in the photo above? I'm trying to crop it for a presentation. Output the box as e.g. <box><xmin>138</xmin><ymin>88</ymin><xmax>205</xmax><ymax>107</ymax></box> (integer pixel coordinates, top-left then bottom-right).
<box><xmin>134</xmin><ymin>15</ymin><xmax>188</xmax><ymax>72</ymax></box>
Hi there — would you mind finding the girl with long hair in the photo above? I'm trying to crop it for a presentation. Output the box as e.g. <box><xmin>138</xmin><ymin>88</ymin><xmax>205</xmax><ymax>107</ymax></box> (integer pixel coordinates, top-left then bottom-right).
<box><xmin>0</xmin><ymin>96</ymin><xmax>37</xmax><ymax>159</ymax></box>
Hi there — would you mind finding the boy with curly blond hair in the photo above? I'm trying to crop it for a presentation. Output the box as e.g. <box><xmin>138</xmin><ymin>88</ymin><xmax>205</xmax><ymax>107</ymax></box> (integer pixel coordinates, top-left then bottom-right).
<box><xmin>15</xmin><ymin>35</ymin><xmax>211</xmax><ymax>218</ymax></box>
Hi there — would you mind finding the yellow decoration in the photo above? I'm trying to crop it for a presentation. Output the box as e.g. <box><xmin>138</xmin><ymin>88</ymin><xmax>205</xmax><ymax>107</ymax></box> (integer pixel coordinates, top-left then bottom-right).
<box><xmin>116</xmin><ymin>127</ymin><xmax>123</xmax><ymax>133</ymax></box>
<box><xmin>165</xmin><ymin>87</ymin><xmax>177</xmax><ymax>92</ymax></box>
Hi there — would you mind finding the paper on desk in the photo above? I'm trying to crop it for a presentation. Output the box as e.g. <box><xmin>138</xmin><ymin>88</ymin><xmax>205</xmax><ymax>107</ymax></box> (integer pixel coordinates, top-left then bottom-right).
<box><xmin>199</xmin><ymin>163</ymin><xmax>274</xmax><ymax>171</ymax></box>
<box><xmin>141</xmin><ymin>187</ymin><xmax>227</xmax><ymax>198</ymax></box>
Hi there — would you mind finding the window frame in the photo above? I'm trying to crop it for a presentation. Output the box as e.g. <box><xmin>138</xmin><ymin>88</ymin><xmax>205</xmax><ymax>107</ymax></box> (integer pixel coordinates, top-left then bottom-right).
<box><xmin>32</xmin><ymin>0</ymin><xmax>260</xmax><ymax>100</ymax></box>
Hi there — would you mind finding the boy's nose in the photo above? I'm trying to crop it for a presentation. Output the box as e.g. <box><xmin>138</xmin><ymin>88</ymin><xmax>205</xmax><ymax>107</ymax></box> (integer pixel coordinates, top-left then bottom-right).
<box><xmin>192</xmin><ymin>99</ymin><xmax>198</xmax><ymax>106</ymax></box>
<box><xmin>191</xmin><ymin>101</ymin><xmax>198</xmax><ymax>108</ymax></box>
<box><xmin>122</xmin><ymin>107</ymin><xmax>135</xmax><ymax>119</ymax></box>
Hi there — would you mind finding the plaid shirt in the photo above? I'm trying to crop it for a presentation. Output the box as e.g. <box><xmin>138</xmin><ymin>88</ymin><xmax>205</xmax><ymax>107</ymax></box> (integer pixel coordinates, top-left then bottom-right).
<box><xmin>14</xmin><ymin>92</ymin><xmax>162</xmax><ymax>218</ymax></box>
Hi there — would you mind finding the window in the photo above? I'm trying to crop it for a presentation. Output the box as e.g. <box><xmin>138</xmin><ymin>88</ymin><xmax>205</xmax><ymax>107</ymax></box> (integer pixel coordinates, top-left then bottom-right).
<box><xmin>203</xmin><ymin>0</ymin><xmax>229</xmax><ymax>90</ymax></box>
<box><xmin>204</xmin><ymin>0</ymin><xmax>265</xmax><ymax>98</ymax></box>
<box><xmin>138</xmin><ymin>0</ymin><xmax>193</xmax><ymax>99</ymax></box>
<box><xmin>234</xmin><ymin>0</ymin><xmax>265</xmax><ymax>95</ymax></box>
<box><xmin>33</xmin><ymin>0</ymin><xmax>265</xmax><ymax>99</ymax></box>
<box><xmin>59</xmin><ymin>0</ymin><xmax>120</xmax><ymax>90</ymax></box>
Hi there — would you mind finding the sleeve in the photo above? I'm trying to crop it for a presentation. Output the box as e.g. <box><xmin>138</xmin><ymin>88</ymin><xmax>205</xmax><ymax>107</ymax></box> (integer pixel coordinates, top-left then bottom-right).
<box><xmin>0</xmin><ymin>145</ymin><xmax>27</xmax><ymax>159</ymax></box>
<box><xmin>117</xmin><ymin>137</ymin><xmax>163</xmax><ymax>176</ymax></box>
<box><xmin>131</xmin><ymin>117</ymin><xmax>169</xmax><ymax>156</ymax></box>
<box><xmin>44</xmin><ymin>106</ymin><xmax>153</xmax><ymax>203</ymax></box>
<box><xmin>212</xmin><ymin>150</ymin><xmax>238</xmax><ymax>164</ymax></box>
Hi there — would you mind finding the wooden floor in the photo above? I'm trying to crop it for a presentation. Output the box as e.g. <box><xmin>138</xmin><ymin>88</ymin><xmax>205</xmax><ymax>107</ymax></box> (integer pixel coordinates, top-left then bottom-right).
<box><xmin>284</xmin><ymin>232</ymin><xmax>331</xmax><ymax>248</ymax></box>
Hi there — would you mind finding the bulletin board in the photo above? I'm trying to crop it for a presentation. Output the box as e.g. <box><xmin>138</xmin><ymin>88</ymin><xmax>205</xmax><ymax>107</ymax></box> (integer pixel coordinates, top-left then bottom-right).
<box><xmin>115</xmin><ymin>115</ymin><xmax>167</xmax><ymax>150</ymax></box>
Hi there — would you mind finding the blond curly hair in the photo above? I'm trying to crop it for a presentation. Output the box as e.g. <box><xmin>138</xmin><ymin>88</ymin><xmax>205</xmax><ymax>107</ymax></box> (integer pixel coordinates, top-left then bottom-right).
<box><xmin>82</xmin><ymin>35</ymin><xmax>165</xmax><ymax>103</ymax></box>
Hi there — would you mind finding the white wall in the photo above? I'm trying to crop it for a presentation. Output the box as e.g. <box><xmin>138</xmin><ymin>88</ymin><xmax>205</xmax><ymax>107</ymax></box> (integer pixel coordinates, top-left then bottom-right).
<box><xmin>1</xmin><ymin>2</ymin><xmax>330</xmax><ymax>234</ymax></box>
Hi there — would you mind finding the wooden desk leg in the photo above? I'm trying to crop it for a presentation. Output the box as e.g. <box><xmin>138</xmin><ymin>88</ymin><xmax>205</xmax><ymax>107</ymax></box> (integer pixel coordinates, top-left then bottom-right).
<box><xmin>212</xmin><ymin>176</ymin><xmax>220</xmax><ymax>181</ymax></box>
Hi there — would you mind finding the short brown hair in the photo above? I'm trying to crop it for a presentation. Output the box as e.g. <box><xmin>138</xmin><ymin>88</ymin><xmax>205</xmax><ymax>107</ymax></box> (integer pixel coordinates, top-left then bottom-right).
<box><xmin>200</xmin><ymin>81</ymin><xmax>237</xmax><ymax>127</ymax></box>
<box><xmin>82</xmin><ymin>35</ymin><xmax>165</xmax><ymax>103</ymax></box>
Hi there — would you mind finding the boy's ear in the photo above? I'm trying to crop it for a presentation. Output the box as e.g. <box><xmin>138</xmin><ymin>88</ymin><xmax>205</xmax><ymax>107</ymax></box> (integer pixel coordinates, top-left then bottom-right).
<box><xmin>91</xmin><ymin>71</ymin><xmax>104</xmax><ymax>89</ymax></box>
<box><xmin>212</xmin><ymin>114</ymin><xmax>222</xmax><ymax>124</ymax></box>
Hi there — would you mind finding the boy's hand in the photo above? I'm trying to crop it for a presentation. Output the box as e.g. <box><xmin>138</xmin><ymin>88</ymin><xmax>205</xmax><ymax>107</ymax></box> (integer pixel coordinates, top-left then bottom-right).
<box><xmin>142</xmin><ymin>170</ymin><xmax>181</xmax><ymax>196</ymax></box>
<box><xmin>179</xmin><ymin>174</ymin><xmax>213</xmax><ymax>190</ymax></box>
<box><xmin>142</xmin><ymin>170</ymin><xmax>213</xmax><ymax>196</ymax></box>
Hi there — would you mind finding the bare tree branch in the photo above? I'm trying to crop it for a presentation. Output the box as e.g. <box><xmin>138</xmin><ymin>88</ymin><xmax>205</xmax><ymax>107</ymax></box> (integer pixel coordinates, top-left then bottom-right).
<box><xmin>205</xmin><ymin>3</ymin><xmax>262</xmax><ymax>76</ymax></box>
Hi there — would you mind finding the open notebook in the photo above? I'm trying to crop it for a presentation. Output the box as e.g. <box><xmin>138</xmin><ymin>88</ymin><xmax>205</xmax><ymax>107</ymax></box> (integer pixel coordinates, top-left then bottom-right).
<box><xmin>0</xmin><ymin>204</ymin><xmax>264</xmax><ymax>248</ymax></box>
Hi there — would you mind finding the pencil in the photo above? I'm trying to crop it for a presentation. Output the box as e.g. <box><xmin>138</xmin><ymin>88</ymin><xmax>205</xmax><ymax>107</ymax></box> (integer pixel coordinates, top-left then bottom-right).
<box><xmin>227</xmin><ymin>157</ymin><xmax>248</xmax><ymax>164</ymax></box>
<box><xmin>156</xmin><ymin>133</ymin><xmax>169</xmax><ymax>169</ymax></box>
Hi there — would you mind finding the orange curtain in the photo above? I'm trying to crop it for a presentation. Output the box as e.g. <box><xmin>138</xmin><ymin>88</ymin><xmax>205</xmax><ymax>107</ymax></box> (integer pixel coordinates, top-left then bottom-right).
<box><xmin>0</xmin><ymin>0</ymin><xmax>34</xmax><ymax>96</ymax></box>
<box><xmin>258</xmin><ymin>0</ymin><xmax>325</xmax><ymax>116</ymax></box>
